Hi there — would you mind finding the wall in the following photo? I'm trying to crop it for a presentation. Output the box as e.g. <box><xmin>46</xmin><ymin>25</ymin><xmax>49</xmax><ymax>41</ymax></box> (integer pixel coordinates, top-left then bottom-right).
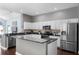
<box><xmin>0</xmin><ymin>9</ymin><xmax>10</xmax><ymax>20</ymax></box>
<box><xmin>6</xmin><ymin>13</ymin><xmax>33</xmax><ymax>33</ymax></box>
<box><xmin>23</xmin><ymin>14</ymin><xmax>34</xmax><ymax>30</ymax></box>
<box><xmin>33</xmin><ymin>7</ymin><xmax>78</xmax><ymax>22</ymax></box>
<box><xmin>1</xmin><ymin>12</ymin><xmax>24</xmax><ymax>48</ymax></box>
<box><xmin>0</xmin><ymin>19</ymin><xmax>6</xmax><ymax>48</ymax></box>
<box><xmin>6</xmin><ymin>12</ymin><xmax>23</xmax><ymax>33</ymax></box>
<box><xmin>1</xmin><ymin>11</ymin><xmax>33</xmax><ymax>48</ymax></box>
<box><xmin>0</xmin><ymin>9</ymin><xmax>10</xmax><ymax>48</ymax></box>
<box><xmin>23</xmin><ymin>14</ymin><xmax>33</xmax><ymax>22</ymax></box>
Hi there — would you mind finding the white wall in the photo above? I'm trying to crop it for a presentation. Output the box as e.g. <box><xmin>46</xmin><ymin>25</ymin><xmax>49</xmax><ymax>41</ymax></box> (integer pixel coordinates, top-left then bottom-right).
<box><xmin>6</xmin><ymin>12</ymin><xmax>24</xmax><ymax>33</ymax></box>
<box><xmin>33</xmin><ymin>7</ymin><xmax>78</xmax><ymax>22</ymax></box>
<box><xmin>0</xmin><ymin>9</ymin><xmax>24</xmax><ymax>33</ymax></box>
<box><xmin>0</xmin><ymin>9</ymin><xmax>10</xmax><ymax>20</ymax></box>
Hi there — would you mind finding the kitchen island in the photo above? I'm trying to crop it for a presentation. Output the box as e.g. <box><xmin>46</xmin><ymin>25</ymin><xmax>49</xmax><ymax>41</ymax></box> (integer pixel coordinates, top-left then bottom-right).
<box><xmin>12</xmin><ymin>34</ymin><xmax>57</xmax><ymax>55</ymax></box>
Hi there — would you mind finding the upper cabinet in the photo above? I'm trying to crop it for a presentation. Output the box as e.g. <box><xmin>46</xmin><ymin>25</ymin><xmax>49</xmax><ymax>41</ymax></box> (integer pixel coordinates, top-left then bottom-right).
<box><xmin>24</xmin><ymin>18</ymin><xmax>78</xmax><ymax>32</ymax></box>
<box><xmin>24</xmin><ymin>22</ymin><xmax>32</xmax><ymax>29</ymax></box>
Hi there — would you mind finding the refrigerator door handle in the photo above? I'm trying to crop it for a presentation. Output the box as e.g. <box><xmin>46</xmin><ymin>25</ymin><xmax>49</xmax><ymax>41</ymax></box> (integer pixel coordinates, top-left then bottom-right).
<box><xmin>66</xmin><ymin>42</ymin><xmax>73</xmax><ymax>44</ymax></box>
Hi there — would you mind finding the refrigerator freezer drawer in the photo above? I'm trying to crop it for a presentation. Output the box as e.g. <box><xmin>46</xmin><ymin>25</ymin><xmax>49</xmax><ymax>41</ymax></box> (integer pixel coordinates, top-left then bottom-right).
<box><xmin>66</xmin><ymin>43</ymin><xmax>75</xmax><ymax>52</ymax></box>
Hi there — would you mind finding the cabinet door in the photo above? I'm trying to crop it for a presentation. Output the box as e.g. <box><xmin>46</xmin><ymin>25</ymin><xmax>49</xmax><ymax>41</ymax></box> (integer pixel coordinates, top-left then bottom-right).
<box><xmin>63</xmin><ymin>42</ymin><xmax>66</xmax><ymax>49</ymax></box>
<box><xmin>49</xmin><ymin>36</ymin><xmax>60</xmax><ymax>47</ymax></box>
<box><xmin>57</xmin><ymin>37</ymin><xmax>60</xmax><ymax>47</ymax></box>
<box><xmin>60</xmin><ymin>40</ymin><xmax>66</xmax><ymax>49</ymax></box>
<box><xmin>48</xmin><ymin>41</ymin><xmax>57</xmax><ymax>55</ymax></box>
<box><xmin>8</xmin><ymin>37</ymin><xmax>13</xmax><ymax>47</ymax></box>
<box><xmin>8</xmin><ymin>37</ymin><xmax>16</xmax><ymax>47</ymax></box>
<box><xmin>12</xmin><ymin>38</ymin><xmax>16</xmax><ymax>46</ymax></box>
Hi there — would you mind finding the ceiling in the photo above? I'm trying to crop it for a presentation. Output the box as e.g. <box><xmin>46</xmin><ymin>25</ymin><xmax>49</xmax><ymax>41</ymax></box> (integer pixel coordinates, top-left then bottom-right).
<box><xmin>0</xmin><ymin>3</ymin><xmax>78</xmax><ymax>16</ymax></box>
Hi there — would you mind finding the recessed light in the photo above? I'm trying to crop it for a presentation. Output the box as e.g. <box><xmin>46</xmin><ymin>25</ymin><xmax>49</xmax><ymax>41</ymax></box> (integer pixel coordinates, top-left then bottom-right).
<box><xmin>54</xmin><ymin>8</ymin><xmax>57</xmax><ymax>10</ymax></box>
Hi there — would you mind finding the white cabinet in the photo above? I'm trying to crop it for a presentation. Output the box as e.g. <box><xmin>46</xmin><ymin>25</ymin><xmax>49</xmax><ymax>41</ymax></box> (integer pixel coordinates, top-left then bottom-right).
<box><xmin>32</xmin><ymin>23</ymin><xmax>41</xmax><ymax>29</ymax></box>
<box><xmin>61</xmin><ymin>35</ymin><xmax>66</xmax><ymax>40</ymax></box>
<box><xmin>57</xmin><ymin>37</ymin><xmax>60</xmax><ymax>47</ymax></box>
<box><xmin>48</xmin><ymin>40</ymin><xmax>57</xmax><ymax>55</ymax></box>
<box><xmin>24</xmin><ymin>22</ymin><xmax>32</xmax><ymax>29</ymax></box>
<box><xmin>49</xmin><ymin>36</ymin><xmax>60</xmax><ymax>47</ymax></box>
<box><xmin>50</xmin><ymin>22</ymin><xmax>56</xmax><ymax>29</ymax></box>
<box><xmin>24</xmin><ymin>34</ymin><xmax>41</xmax><ymax>40</ymax></box>
<box><xmin>24</xmin><ymin>18</ymin><xmax>78</xmax><ymax>30</ymax></box>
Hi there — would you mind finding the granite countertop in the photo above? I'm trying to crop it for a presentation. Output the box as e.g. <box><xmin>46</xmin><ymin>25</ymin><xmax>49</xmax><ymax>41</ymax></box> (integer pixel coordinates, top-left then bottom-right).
<box><xmin>10</xmin><ymin>35</ymin><xmax>57</xmax><ymax>44</ymax></box>
<box><xmin>5</xmin><ymin>32</ymin><xmax>60</xmax><ymax>37</ymax></box>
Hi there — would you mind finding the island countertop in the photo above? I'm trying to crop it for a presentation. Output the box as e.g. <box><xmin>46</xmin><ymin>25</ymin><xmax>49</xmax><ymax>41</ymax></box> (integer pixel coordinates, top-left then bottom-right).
<box><xmin>10</xmin><ymin>35</ymin><xmax>57</xmax><ymax>44</ymax></box>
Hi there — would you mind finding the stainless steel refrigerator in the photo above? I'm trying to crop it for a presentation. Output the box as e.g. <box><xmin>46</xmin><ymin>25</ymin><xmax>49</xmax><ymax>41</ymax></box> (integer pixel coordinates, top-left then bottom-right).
<box><xmin>66</xmin><ymin>23</ymin><xmax>78</xmax><ymax>53</ymax></box>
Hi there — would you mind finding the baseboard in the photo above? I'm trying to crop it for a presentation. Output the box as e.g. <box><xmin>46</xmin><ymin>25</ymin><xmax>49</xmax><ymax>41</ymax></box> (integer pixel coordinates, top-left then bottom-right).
<box><xmin>0</xmin><ymin>46</ymin><xmax>7</xmax><ymax>50</ymax></box>
<box><xmin>16</xmin><ymin>52</ymin><xmax>22</xmax><ymax>55</ymax></box>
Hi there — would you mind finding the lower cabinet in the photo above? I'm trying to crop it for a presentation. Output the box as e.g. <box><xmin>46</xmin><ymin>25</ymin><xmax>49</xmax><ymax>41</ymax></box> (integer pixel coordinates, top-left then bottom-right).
<box><xmin>57</xmin><ymin>37</ymin><xmax>60</xmax><ymax>47</ymax></box>
<box><xmin>8</xmin><ymin>37</ymin><xmax>16</xmax><ymax>48</ymax></box>
<box><xmin>60</xmin><ymin>40</ymin><xmax>66</xmax><ymax>50</ymax></box>
<box><xmin>49</xmin><ymin>36</ymin><xmax>60</xmax><ymax>47</ymax></box>
<box><xmin>48</xmin><ymin>41</ymin><xmax>57</xmax><ymax>55</ymax></box>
